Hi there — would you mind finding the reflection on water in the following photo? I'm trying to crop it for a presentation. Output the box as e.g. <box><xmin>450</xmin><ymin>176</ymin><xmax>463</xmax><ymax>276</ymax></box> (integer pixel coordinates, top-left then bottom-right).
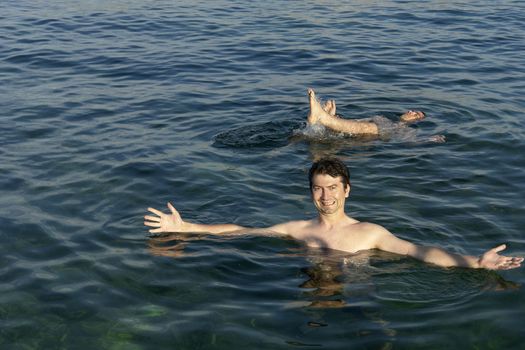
<box><xmin>148</xmin><ymin>233</ymin><xmax>194</xmax><ymax>258</ymax></box>
<box><xmin>297</xmin><ymin>250</ymin><xmax>372</xmax><ymax>309</ymax></box>
<box><xmin>147</xmin><ymin>232</ymin><xmax>520</xmax><ymax>349</ymax></box>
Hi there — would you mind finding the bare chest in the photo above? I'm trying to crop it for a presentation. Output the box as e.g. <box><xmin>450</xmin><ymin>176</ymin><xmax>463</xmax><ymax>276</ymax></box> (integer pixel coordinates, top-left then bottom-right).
<box><xmin>293</xmin><ymin>225</ymin><xmax>374</xmax><ymax>253</ymax></box>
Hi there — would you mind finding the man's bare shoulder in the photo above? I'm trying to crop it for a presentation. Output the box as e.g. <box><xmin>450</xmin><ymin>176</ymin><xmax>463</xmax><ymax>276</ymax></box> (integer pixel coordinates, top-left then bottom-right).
<box><xmin>346</xmin><ymin>221</ymin><xmax>390</xmax><ymax>235</ymax></box>
<box><xmin>268</xmin><ymin>219</ymin><xmax>314</xmax><ymax>235</ymax></box>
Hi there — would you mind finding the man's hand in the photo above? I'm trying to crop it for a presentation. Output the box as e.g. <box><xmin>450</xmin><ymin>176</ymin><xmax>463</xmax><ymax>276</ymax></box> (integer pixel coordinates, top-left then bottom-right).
<box><xmin>144</xmin><ymin>202</ymin><xmax>185</xmax><ymax>234</ymax></box>
<box><xmin>478</xmin><ymin>244</ymin><xmax>524</xmax><ymax>270</ymax></box>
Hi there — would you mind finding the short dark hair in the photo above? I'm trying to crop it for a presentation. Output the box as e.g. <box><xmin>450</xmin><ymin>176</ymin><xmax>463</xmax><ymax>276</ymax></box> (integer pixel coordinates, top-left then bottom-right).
<box><xmin>308</xmin><ymin>157</ymin><xmax>351</xmax><ymax>190</ymax></box>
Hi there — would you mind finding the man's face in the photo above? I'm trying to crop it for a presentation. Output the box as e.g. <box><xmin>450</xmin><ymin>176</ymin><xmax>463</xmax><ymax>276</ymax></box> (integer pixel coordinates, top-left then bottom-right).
<box><xmin>311</xmin><ymin>173</ymin><xmax>350</xmax><ymax>215</ymax></box>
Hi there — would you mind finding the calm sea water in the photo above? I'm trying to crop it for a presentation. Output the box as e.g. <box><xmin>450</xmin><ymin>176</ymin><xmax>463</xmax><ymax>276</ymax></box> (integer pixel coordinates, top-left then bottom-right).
<box><xmin>2</xmin><ymin>1</ymin><xmax>525</xmax><ymax>349</ymax></box>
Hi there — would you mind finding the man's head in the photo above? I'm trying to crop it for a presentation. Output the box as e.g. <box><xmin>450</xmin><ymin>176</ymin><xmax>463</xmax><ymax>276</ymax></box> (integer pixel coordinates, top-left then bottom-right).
<box><xmin>309</xmin><ymin>157</ymin><xmax>351</xmax><ymax>191</ymax></box>
<box><xmin>309</xmin><ymin>157</ymin><xmax>351</xmax><ymax>215</ymax></box>
<box><xmin>399</xmin><ymin>110</ymin><xmax>425</xmax><ymax>123</ymax></box>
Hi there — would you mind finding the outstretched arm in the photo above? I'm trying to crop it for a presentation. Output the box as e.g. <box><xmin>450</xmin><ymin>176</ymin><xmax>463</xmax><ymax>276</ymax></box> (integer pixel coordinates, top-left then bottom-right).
<box><xmin>144</xmin><ymin>202</ymin><xmax>246</xmax><ymax>234</ymax></box>
<box><xmin>374</xmin><ymin>227</ymin><xmax>523</xmax><ymax>270</ymax></box>
<box><xmin>144</xmin><ymin>202</ymin><xmax>289</xmax><ymax>236</ymax></box>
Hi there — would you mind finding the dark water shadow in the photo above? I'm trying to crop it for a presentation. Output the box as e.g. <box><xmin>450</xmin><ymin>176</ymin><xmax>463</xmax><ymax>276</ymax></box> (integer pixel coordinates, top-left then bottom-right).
<box><xmin>212</xmin><ymin>120</ymin><xmax>301</xmax><ymax>149</ymax></box>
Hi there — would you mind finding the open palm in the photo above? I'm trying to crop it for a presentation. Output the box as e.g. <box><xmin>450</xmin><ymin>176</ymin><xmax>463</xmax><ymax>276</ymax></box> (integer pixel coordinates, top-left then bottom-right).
<box><xmin>479</xmin><ymin>244</ymin><xmax>524</xmax><ymax>270</ymax></box>
<box><xmin>144</xmin><ymin>202</ymin><xmax>184</xmax><ymax>234</ymax></box>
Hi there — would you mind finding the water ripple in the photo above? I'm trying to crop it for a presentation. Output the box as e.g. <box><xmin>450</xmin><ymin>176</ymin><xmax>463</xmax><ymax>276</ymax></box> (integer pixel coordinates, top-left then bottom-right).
<box><xmin>2</xmin><ymin>1</ymin><xmax>525</xmax><ymax>349</ymax></box>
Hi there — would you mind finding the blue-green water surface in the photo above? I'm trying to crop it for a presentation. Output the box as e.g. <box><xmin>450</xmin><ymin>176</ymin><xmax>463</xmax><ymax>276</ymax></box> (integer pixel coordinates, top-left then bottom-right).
<box><xmin>1</xmin><ymin>1</ymin><xmax>525</xmax><ymax>349</ymax></box>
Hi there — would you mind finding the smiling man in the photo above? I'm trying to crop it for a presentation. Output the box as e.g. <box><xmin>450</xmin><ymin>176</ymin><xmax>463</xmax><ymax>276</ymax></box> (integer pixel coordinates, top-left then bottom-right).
<box><xmin>144</xmin><ymin>158</ymin><xmax>523</xmax><ymax>271</ymax></box>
